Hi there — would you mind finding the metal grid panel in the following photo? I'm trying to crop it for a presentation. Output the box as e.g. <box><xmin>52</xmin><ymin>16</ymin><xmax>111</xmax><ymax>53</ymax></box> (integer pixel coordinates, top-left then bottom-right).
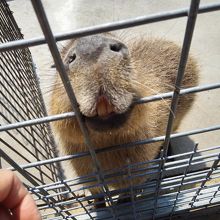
<box><xmin>0</xmin><ymin>0</ymin><xmax>61</xmax><ymax>187</ymax></box>
<box><xmin>0</xmin><ymin>0</ymin><xmax>220</xmax><ymax>219</ymax></box>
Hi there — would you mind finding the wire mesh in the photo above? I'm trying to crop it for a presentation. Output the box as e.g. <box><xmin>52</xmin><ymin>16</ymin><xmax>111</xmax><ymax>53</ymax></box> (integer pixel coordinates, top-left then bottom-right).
<box><xmin>0</xmin><ymin>0</ymin><xmax>62</xmax><ymax>190</ymax></box>
<box><xmin>0</xmin><ymin>0</ymin><xmax>220</xmax><ymax>219</ymax></box>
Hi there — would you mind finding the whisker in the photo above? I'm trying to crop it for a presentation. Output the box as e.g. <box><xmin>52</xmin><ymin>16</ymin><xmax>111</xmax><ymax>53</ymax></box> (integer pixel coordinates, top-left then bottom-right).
<box><xmin>42</xmin><ymin>87</ymin><xmax>65</xmax><ymax>96</ymax></box>
<box><xmin>41</xmin><ymin>85</ymin><xmax>63</xmax><ymax>90</ymax></box>
<box><xmin>132</xmin><ymin>80</ymin><xmax>175</xmax><ymax>117</ymax></box>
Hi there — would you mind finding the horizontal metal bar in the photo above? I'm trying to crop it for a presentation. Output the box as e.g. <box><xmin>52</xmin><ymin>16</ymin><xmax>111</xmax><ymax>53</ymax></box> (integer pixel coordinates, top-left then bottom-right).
<box><xmin>161</xmin><ymin>170</ymin><xmax>220</xmax><ymax>188</ymax></box>
<box><xmin>167</xmin><ymin>145</ymin><xmax>220</xmax><ymax>160</ymax></box>
<box><xmin>135</xmin><ymin>83</ymin><xmax>220</xmax><ymax>104</ymax></box>
<box><xmin>159</xmin><ymin>183</ymin><xmax>220</xmax><ymax>201</ymax></box>
<box><xmin>29</xmin><ymin>167</ymin><xmax>189</xmax><ymax>193</ymax></box>
<box><xmin>32</xmin><ymin>184</ymin><xmax>220</xmax><ymax>219</ymax></box>
<box><xmin>6</xmin><ymin>124</ymin><xmax>220</xmax><ymax>171</ymax></box>
<box><xmin>32</xmin><ymin>175</ymin><xmax>220</xmax><ymax>206</ymax></box>
<box><xmin>8</xmin><ymin>165</ymin><xmax>217</xmax><ymax>197</ymax></box>
<box><xmin>11</xmin><ymin>166</ymin><xmax>219</xmax><ymax>199</ymax></box>
<box><xmin>161</xmin><ymin>168</ymin><xmax>219</xmax><ymax>184</ymax></box>
<box><xmin>0</xmin><ymin>3</ymin><xmax>220</xmax><ymax>52</ymax></box>
<box><xmin>1</xmin><ymin>83</ymin><xmax>220</xmax><ymax>132</ymax></box>
<box><xmin>165</xmin><ymin>152</ymin><xmax>218</xmax><ymax>168</ymax></box>
<box><xmin>34</xmin><ymin>189</ymin><xmax>213</xmax><ymax>214</ymax></box>
<box><xmin>0</xmin><ymin>112</ymin><xmax>75</xmax><ymax>132</ymax></box>
<box><xmin>30</xmin><ymin>176</ymin><xmax>220</xmax><ymax>210</ymax></box>
<box><xmin>100</xmin><ymin>124</ymin><xmax>220</xmax><ymax>154</ymax></box>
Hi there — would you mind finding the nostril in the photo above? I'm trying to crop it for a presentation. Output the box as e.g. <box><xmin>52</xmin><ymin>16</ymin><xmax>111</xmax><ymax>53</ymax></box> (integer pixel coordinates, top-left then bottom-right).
<box><xmin>68</xmin><ymin>53</ymin><xmax>76</xmax><ymax>63</ymax></box>
<box><xmin>110</xmin><ymin>43</ymin><xmax>122</xmax><ymax>52</ymax></box>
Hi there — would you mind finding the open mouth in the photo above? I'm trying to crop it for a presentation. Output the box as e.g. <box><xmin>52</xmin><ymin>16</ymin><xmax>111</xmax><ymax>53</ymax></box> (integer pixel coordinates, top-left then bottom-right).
<box><xmin>82</xmin><ymin>93</ymin><xmax>135</xmax><ymax>131</ymax></box>
<box><xmin>83</xmin><ymin>110</ymin><xmax>132</xmax><ymax>131</ymax></box>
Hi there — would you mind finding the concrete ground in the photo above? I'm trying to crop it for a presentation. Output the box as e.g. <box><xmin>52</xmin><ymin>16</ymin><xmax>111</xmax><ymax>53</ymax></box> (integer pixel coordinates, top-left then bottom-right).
<box><xmin>3</xmin><ymin>0</ymin><xmax>220</xmax><ymax>219</ymax></box>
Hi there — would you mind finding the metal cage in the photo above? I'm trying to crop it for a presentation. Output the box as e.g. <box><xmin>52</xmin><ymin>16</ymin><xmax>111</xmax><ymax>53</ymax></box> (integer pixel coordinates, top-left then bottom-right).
<box><xmin>0</xmin><ymin>0</ymin><xmax>220</xmax><ymax>219</ymax></box>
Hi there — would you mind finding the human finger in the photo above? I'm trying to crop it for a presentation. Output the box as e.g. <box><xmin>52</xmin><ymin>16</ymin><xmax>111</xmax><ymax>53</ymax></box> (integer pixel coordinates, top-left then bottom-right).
<box><xmin>0</xmin><ymin>169</ymin><xmax>41</xmax><ymax>220</ymax></box>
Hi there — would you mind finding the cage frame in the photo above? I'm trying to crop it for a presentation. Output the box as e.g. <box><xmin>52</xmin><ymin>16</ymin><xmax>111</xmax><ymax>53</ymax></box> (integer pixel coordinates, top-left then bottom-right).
<box><xmin>0</xmin><ymin>0</ymin><xmax>220</xmax><ymax>219</ymax></box>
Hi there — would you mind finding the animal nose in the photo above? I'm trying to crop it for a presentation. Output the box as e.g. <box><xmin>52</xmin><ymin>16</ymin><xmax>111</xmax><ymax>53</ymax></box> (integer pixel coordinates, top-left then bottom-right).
<box><xmin>109</xmin><ymin>42</ymin><xmax>123</xmax><ymax>52</ymax></box>
<box><xmin>74</xmin><ymin>35</ymin><xmax>128</xmax><ymax>62</ymax></box>
<box><xmin>109</xmin><ymin>40</ymin><xmax>128</xmax><ymax>57</ymax></box>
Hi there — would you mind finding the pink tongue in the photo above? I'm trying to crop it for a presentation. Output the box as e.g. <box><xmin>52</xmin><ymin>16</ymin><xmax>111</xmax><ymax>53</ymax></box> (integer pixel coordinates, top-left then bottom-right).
<box><xmin>96</xmin><ymin>96</ymin><xmax>114</xmax><ymax>118</ymax></box>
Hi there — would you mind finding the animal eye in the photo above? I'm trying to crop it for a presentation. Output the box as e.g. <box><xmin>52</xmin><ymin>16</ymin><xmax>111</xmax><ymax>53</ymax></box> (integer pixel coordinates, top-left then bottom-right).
<box><xmin>69</xmin><ymin>53</ymin><xmax>76</xmax><ymax>63</ymax></box>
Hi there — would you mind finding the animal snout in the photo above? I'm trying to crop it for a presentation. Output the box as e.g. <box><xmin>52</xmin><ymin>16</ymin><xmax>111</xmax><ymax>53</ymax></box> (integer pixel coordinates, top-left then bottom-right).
<box><xmin>71</xmin><ymin>35</ymin><xmax>129</xmax><ymax>63</ymax></box>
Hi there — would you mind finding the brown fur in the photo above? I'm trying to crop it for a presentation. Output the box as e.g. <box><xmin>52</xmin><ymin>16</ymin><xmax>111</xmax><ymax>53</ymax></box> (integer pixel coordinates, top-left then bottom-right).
<box><xmin>49</xmin><ymin>34</ymin><xmax>199</xmax><ymax>199</ymax></box>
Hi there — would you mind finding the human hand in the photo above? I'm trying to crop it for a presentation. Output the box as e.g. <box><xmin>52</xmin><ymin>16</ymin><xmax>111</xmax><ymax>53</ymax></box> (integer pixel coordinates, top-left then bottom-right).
<box><xmin>0</xmin><ymin>169</ymin><xmax>41</xmax><ymax>220</ymax></box>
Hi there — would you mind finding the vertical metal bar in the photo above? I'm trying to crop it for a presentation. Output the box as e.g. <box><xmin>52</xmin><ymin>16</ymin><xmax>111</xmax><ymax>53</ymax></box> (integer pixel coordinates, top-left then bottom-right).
<box><xmin>209</xmin><ymin>185</ymin><xmax>220</xmax><ymax>204</ymax></box>
<box><xmin>61</xmin><ymin>181</ymin><xmax>94</xmax><ymax>219</ymax></box>
<box><xmin>31</xmin><ymin>57</ymin><xmax>65</xmax><ymax>199</ymax></box>
<box><xmin>127</xmin><ymin>159</ymin><xmax>137</xmax><ymax>220</ymax></box>
<box><xmin>29</xmin><ymin>188</ymin><xmax>65</xmax><ymax>219</ymax></box>
<box><xmin>30</xmin><ymin>0</ymin><xmax>117</xmax><ymax>218</ymax></box>
<box><xmin>163</xmin><ymin>0</ymin><xmax>200</xmax><ymax>157</ymax></box>
<box><xmin>169</xmin><ymin>144</ymin><xmax>198</xmax><ymax>218</ymax></box>
<box><xmin>190</xmin><ymin>153</ymin><xmax>220</xmax><ymax>208</ymax></box>
<box><xmin>152</xmin><ymin>1</ymin><xmax>200</xmax><ymax>218</ymax></box>
<box><xmin>152</xmin><ymin>150</ymin><xmax>164</xmax><ymax>220</ymax></box>
<box><xmin>19</xmin><ymin>61</ymin><xmax>46</xmax><ymax>183</ymax></box>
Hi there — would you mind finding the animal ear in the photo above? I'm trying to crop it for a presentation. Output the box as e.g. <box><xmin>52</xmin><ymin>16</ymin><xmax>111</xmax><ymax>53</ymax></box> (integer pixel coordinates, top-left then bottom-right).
<box><xmin>50</xmin><ymin>63</ymin><xmax>69</xmax><ymax>73</ymax></box>
<box><xmin>61</xmin><ymin>39</ymin><xmax>77</xmax><ymax>55</ymax></box>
